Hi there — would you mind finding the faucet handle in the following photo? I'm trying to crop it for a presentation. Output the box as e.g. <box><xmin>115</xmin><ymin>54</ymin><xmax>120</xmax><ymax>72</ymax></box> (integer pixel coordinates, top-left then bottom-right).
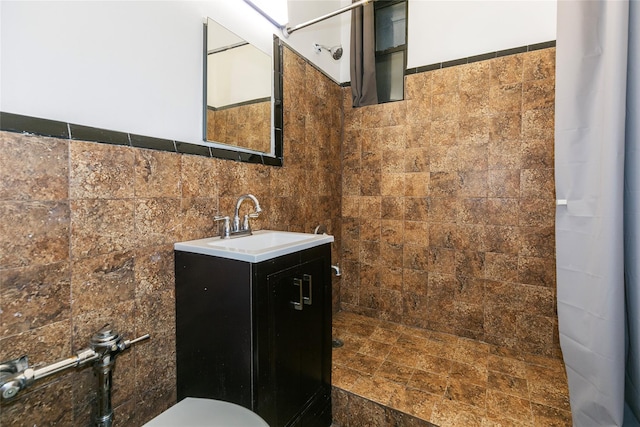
<box><xmin>214</xmin><ymin>216</ymin><xmax>231</xmax><ymax>238</ymax></box>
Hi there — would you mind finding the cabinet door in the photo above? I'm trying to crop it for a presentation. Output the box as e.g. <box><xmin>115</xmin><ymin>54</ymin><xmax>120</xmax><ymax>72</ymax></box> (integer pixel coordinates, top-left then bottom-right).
<box><xmin>267</xmin><ymin>257</ymin><xmax>326</xmax><ymax>427</ymax></box>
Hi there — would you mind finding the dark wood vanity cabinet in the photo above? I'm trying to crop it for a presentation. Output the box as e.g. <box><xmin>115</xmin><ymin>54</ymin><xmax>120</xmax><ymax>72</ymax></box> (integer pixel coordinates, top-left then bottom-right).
<box><xmin>175</xmin><ymin>244</ymin><xmax>332</xmax><ymax>427</ymax></box>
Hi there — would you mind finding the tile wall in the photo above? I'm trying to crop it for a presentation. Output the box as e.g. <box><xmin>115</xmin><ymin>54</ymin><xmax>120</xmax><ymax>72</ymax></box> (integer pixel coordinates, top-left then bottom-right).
<box><xmin>340</xmin><ymin>48</ymin><xmax>559</xmax><ymax>358</ymax></box>
<box><xmin>206</xmin><ymin>101</ymin><xmax>271</xmax><ymax>153</ymax></box>
<box><xmin>0</xmin><ymin>46</ymin><xmax>342</xmax><ymax>426</ymax></box>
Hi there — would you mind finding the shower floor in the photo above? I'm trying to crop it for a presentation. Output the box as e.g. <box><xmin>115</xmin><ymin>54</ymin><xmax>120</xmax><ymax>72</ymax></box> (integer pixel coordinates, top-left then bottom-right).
<box><xmin>331</xmin><ymin>311</ymin><xmax>572</xmax><ymax>427</ymax></box>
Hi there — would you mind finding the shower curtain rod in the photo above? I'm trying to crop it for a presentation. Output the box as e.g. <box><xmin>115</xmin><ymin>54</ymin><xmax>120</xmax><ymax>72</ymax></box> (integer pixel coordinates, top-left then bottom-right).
<box><xmin>282</xmin><ymin>0</ymin><xmax>371</xmax><ymax>38</ymax></box>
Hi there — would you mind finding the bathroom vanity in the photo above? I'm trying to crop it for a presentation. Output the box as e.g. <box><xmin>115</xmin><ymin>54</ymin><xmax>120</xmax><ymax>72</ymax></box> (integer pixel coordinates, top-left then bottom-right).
<box><xmin>174</xmin><ymin>231</ymin><xmax>333</xmax><ymax>427</ymax></box>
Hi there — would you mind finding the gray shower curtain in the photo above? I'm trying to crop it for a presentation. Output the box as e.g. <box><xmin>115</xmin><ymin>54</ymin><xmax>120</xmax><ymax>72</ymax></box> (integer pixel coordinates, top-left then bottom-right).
<box><xmin>555</xmin><ymin>0</ymin><xmax>639</xmax><ymax>426</ymax></box>
<box><xmin>350</xmin><ymin>0</ymin><xmax>377</xmax><ymax>107</ymax></box>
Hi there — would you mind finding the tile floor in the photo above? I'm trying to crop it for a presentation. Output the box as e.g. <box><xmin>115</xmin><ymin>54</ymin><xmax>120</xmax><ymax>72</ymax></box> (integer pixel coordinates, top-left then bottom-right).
<box><xmin>331</xmin><ymin>311</ymin><xmax>572</xmax><ymax>427</ymax></box>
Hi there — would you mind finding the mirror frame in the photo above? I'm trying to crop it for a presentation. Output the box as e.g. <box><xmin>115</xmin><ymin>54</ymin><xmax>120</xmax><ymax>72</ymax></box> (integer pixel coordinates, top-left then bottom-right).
<box><xmin>203</xmin><ymin>21</ymin><xmax>283</xmax><ymax>167</ymax></box>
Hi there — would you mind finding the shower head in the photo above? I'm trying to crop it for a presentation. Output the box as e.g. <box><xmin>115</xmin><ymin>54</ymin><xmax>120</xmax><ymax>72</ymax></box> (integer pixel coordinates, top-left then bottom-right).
<box><xmin>313</xmin><ymin>43</ymin><xmax>343</xmax><ymax>60</ymax></box>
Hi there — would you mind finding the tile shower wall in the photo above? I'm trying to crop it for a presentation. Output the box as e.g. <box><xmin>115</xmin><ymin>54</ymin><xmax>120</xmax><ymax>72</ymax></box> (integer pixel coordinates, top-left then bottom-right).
<box><xmin>0</xmin><ymin>46</ymin><xmax>342</xmax><ymax>426</ymax></box>
<box><xmin>340</xmin><ymin>48</ymin><xmax>558</xmax><ymax>358</ymax></box>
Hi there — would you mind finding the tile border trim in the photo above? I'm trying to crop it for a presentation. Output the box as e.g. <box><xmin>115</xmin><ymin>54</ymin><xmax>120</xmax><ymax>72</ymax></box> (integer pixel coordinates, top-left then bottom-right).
<box><xmin>405</xmin><ymin>40</ymin><xmax>556</xmax><ymax>75</ymax></box>
<box><xmin>0</xmin><ymin>111</ymin><xmax>283</xmax><ymax>166</ymax></box>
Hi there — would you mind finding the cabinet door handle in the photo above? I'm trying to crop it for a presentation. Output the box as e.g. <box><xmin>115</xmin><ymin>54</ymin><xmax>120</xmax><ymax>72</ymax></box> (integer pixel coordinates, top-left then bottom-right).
<box><xmin>292</xmin><ymin>278</ymin><xmax>303</xmax><ymax>311</ymax></box>
<box><xmin>303</xmin><ymin>274</ymin><xmax>312</xmax><ymax>306</ymax></box>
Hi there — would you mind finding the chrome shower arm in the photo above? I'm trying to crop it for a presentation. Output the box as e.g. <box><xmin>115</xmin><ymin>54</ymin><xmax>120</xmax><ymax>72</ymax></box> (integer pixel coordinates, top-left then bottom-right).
<box><xmin>283</xmin><ymin>0</ymin><xmax>371</xmax><ymax>37</ymax></box>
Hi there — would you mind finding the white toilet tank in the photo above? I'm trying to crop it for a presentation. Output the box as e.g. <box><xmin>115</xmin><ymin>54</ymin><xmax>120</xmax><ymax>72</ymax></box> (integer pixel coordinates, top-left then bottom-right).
<box><xmin>143</xmin><ymin>397</ymin><xmax>270</xmax><ymax>426</ymax></box>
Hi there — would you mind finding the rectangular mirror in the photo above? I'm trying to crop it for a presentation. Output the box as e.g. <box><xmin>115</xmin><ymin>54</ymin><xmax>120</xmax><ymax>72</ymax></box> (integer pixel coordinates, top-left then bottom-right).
<box><xmin>203</xmin><ymin>18</ymin><xmax>283</xmax><ymax>164</ymax></box>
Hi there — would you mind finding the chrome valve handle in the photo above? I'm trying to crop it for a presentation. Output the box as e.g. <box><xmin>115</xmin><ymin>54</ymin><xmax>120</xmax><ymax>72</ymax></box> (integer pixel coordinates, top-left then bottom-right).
<box><xmin>0</xmin><ymin>324</ymin><xmax>150</xmax><ymax>427</ymax></box>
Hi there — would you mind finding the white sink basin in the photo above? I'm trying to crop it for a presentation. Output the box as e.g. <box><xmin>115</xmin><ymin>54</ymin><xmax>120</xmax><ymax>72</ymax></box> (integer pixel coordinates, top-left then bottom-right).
<box><xmin>174</xmin><ymin>230</ymin><xmax>334</xmax><ymax>263</ymax></box>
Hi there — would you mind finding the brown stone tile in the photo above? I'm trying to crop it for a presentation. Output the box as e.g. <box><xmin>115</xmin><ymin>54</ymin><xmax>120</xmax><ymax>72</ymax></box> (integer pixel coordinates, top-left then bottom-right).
<box><xmin>370</xmin><ymin>326</ymin><xmax>401</xmax><ymax>344</ymax></box>
<box><xmin>381</xmin><ymin>173</ymin><xmax>405</xmax><ymax>196</ymax></box>
<box><xmin>135</xmin><ymin>198</ymin><xmax>182</xmax><ymax>246</ymax></box>
<box><xmin>521</xmin><ymin>139</ymin><xmax>554</xmax><ymax>169</ymax></box>
<box><xmin>522</xmin><ymin>108</ymin><xmax>554</xmax><ymax>140</ymax></box>
<box><xmin>382</xmin><ymin>196</ymin><xmax>405</xmax><ymax>220</ymax></box>
<box><xmin>448</xmin><ymin>359</ymin><xmax>489</xmax><ymax>386</ymax></box>
<box><xmin>0</xmin><ymin>320</ymin><xmax>71</xmax><ymax>365</ymax></box>
<box><xmin>71</xmin><ymin>251</ymin><xmax>135</xmax><ymax>313</ymax></box>
<box><xmin>485</xmin><ymin>252</ymin><xmax>519</xmax><ymax>283</ymax></box>
<box><xmin>488</xmin><ymin>355</ymin><xmax>528</xmax><ymax>378</ymax></box>
<box><xmin>179</xmin><ymin>197</ymin><xmax>219</xmax><ymax>241</ymax></box>
<box><xmin>431</xmin><ymin>399</ymin><xmax>486</xmax><ymax>427</ymax></box>
<box><xmin>430</xmin><ymin>172</ymin><xmax>462</xmax><ymax>198</ymax></box>
<box><xmin>489</xmin><ymin>113</ymin><xmax>522</xmax><ymax>143</ymax></box>
<box><xmin>333</xmin><ymin>339</ymin><xmax>364</xmax><ymax>360</ymax></box>
<box><xmin>518</xmin><ymin>256</ymin><xmax>556</xmax><ymax>288</ymax></box>
<box><xmin>344</xmin><ymin>352</ymin><xmax>385</xmax><ymax>375</ymax></box>
<box><xmin>456</xmin><ymin>224</ymin><xmax>486</xmax><ymax>252</ymax></box>
<box><xmin>520</xmin><ymin>226</ymin><xmax>555</xmax><ymax>258</ymax></box>
<box><xmin>414</xmin><ymin>353</ymin><xmax>454</xmax><ymax>375</ymax></box>
<box><xmin>431</xmin><ymin>119</ymin><xmax>459</xmax><ymax>146</ymax></box>
<box><xmin>489</xmin><ymin>140</ymin><xmax>522</xmax><ymax>171</ymax></box>
<box><xmin>458</xmin><ymin>198</ymin><xmax>487</xmax><ymax>225</ymax></box>
<box><xmin>406</xmin><ymin>125</ymin><xmax>431</xmax><ymax>149</ymax></box>
<box><xmin>458</xmin><ymin>142</ymin><xmax>489</xmax><ymax>172</ymax></box>
<box><xmin>455</xmin><ymin>251</ymin><xmax>485</xmax><ymax>279</ymax></box>
<box><xmin>487</xmin><ymin>371</ymin><xmax>529</xmax><ymax>398</ymax></box>
<box><xmin>405</xmin><ymin>173</ymin><xmax>430</xmax><ymax>197</ymax></box>
<box><xmin>404</xmin><ymin>98</ymin><xmax>429</xmax><ymax>126</ymax></box>
<box><xmin>516</xmin><ymin>314</ymin><xmax>555</xmax><ymax>357</ymax></box>
<box><xmin>133</xmin><ymin>328</ymin><xmax>176</xmax><ymax>398</ymax></box>
<box><xmin>486</xmin><ymin>389</ymin><xmax>534</xmax><ymax>424</ymax></box>
<box><xmin>0</xmin><ymin>375</ymin><xmax>74</xmax><ymax>426</ymax></box>
<box><xmin>404</xmin><ymin>197</ymin><xmax>429</xmax><ymax>222</ymax></box>
<box><xmin>429</xmin><ymin>223</ymin><xmax>457</xmax><ymax>249</ymax></box>
<box><xmin>134</xmin><ymin>149</ymin><xmax>181</xmax><ymax>198</ymax></box>
<box><xmin>134</xmin><ymin>246</ymin><xmax>174</xmax><ymax>296</ymax></box>
<box><xmin>408</xmin><ymin>369</ymin><xmax>448</xmax><ymax>395</ymax></box>
<box><xmin>0</xmin><ymin>201</ymin><xmax>70</xmax><ymax>269</ymax></box>
<box><xmin>376</xmin><ymin>360</ymin><xmax>415</xmax><ymax>385</ymax></box>
<box><xmin>490</xmin><ymin>54</ymin><xmax>524</xmax><ymax>86</ymax></box>
<box><xmin>427</xmin><ymin>247</ymin><xmax>455</xmax><ymax>274</ymax></box>
<box><xmin>0</xmin><ymin>132</ymin><xmax>69</xmax><ymax>201</ymax></box>
<box><xmin>531</xmin><ymin>402</ymin><xmax>572</xmax><ymax>427</ymax></box>
<box><xmin>390</xmin><ymin>387</ymin><xmax>439</xmax><ymax>421</ymax></box>
<box><xmin>484</xmin><ymin>225</ymin><xmax>521</xmax><ymax>255</ymax></box>
<box><xmin>488</xmin><ymin>169</ymin><xmax>521</xmax><ymax>198</ymax></box>
<box><xmin>460</xmin><ymin>89</ymin><xmax>491</xmax><ymax>120</ymax></box>
<box><xmin>459</xmin><ymin>170</ymin><xmax>488</xmax><ymax>198</ymax></box>
<box><xmin>453</xmin><ymin>342</ymin><xmax>490</xmax><ymax>367</ymax></box>
<box><xmin>427</xmin><ymin>197</ymin><xmax>458</xmax><ymax>223</ymax></box>
<box><xmin>359</xmin><ymin>339</ymin><xmax>393</xmax><ymax>360</ymax></box>
<box><xmin>380</xmin><ymin>267</ymin><xmax>404</xmax><ymax>291</ymax></box>
<box><xmin>520</xmin><ymin>169</ymin><xmax>555</xmax><ymax>199</ymax></box>
<box><xmin>405</xmin><ymin>72</ymin><xmax>432</xmax><ymax>101</ymax></box>
<box><xmin>70</xmin><ymin>199</ymin><xmax>135</xmax><ymax>258</ymax></box>
<box><xmin>135</xmin><ymin>290</ymin><xmax>175</xmax><ymax>335</ymax></box>
<box><xmin>523</xmin><ymin>48</ymin><xmax>555</xmax><ymax>82</ymax></box>
<box><xmin>523</xmin><ymin>79</ymin><xmax>555</xmax><ymax>112</ymax></box>
<box><xmin>490</xmin><ymin>83</ymin><xmax>522</xmax><ymax>114</ymax></box>
<box><xmin>180</xmin><ymin>155</ymin><xmax>219</xmax><ymax>199</ymax></box>
<box><xmin>351</xmin><ymin>375</ymin><xmax>405</xmax><ymax>406</ymax></box>
<box><xmin>429</xmin><ymin>143</ymin><xmax>458</xmax><ymax>173</ymax></box>
<box><xmin>69</xmin><ymin>140</ymin><xmax>134</xmax><ymax>200</ymax></box>
<box><xmin>518</xmin><ymin>198</ymin><xmax>555</xmax><ymax>227</ymax></box>
<box><xmin>486</xmin><ymin>198</ymin><xmax>519</xmax><ymax>226</ymax></box>
<box><xmin>459</xmin><ymin>61</ymin><xmax>490</xmax><ymax>92</ymax></box>
<box><xmin>405</xmin><ymin>148</ymin><xmax>430</xmax><ymax>173</ymax></box>
<box><xmin>445</xmin><ymin>378</ymin><xmax>487</xmax><ymax>408</ymax></box>
<box><xmin>1</xmin><ymin>262</ymin><xmax>70</xmax><ymax>336</ymax></box>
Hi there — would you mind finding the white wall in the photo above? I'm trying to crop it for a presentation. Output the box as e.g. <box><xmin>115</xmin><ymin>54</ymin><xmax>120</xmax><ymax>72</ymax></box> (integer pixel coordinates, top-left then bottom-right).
<box><xmin>0</xmin><ymin>1</ymin><xmax>283</xmax><ymax>143</ymax></box>
<box><xmin>0</xmin><ymin>0</ymin><xmax>556</xmax><ymax>144</ymax></box>
<box><xmin>407</xmin><ymin>0</ymin><xmax>557</xmax><ymax>68</ymax></box>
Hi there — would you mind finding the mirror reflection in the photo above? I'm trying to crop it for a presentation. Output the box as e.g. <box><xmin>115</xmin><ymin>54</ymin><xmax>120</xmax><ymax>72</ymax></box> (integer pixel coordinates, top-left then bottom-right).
<box><xmin>205</xmin><ymin>17</ymin><xmax>272</xmax><ymax>154</ymax></box>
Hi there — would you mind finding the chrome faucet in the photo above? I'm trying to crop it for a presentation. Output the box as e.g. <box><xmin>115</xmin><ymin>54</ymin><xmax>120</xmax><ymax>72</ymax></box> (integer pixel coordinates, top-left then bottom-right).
<box><xmin>214</xmin><ymin>194</ymin><xmax>262</xmax><ymax>239</ymax></box>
